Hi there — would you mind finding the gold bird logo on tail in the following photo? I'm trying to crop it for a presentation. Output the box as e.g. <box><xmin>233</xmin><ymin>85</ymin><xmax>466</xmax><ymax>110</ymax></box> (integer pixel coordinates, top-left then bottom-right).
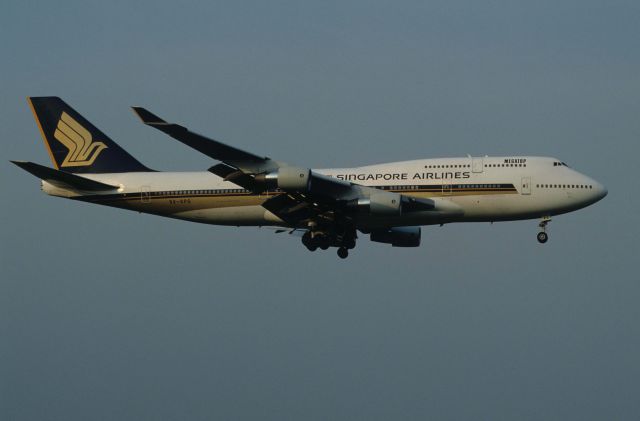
<box><xmin>54</xmin><ymin>112</ymin><xmax>107</xmax><ymax>167</ymax></box>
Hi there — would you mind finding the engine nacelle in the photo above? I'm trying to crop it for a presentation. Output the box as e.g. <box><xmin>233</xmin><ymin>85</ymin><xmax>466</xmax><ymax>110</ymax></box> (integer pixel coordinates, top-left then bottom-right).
<box><xmin>370</xmin><ymin>226</ymin><xmax>421</xmax><ymax>247</ymax></box>
<box><xmin>257</xmin><ymin>166</ymin><xmax>311</xmax><ymax>192</ymax></box>
<box><xmin>355</xmin><ymin>191</ymin><xmax>402</xmax><ymax>216</ymax></box>
<box><xmin>277</xmin><ymin>166</ymin><xmax>310</xmax><ymax>191</ymax></box>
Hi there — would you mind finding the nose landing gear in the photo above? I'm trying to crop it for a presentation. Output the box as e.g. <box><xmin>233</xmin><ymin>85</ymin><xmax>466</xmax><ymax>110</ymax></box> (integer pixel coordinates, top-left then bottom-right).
<box><xmin>537</xmin><ymin>217</ymin><xmax>551</xmax><ymax>244</ymax></box>
<box><xmin>537</xmin><ymin>231</ymin><xmax>548</xmax><ymax>243</ymax></box>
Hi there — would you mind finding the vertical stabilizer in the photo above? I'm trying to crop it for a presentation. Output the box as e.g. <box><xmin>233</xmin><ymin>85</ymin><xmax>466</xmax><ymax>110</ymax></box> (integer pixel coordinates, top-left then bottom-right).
<box><xmin>28</xmin><ymin>96</ymin><xmax>151</xmax><ymax>173</ymax></box>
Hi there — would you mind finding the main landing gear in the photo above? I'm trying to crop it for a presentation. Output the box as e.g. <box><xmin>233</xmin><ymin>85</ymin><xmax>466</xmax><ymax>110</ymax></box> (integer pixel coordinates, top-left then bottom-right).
<box><xmin>537</xmin><ymin>217</ymin><xmax>551</xmax><ymax>244</ymax></box>
<box><xmin>302</xmin><ymin>229</ymin><xmax>356</xmax><ymax>259</ymax></box>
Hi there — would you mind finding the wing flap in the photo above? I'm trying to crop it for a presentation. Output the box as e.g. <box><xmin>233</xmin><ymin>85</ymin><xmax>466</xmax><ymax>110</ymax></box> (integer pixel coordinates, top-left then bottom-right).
<box><xmin>261</xmin><ymin>193</ymin><xmax>315</xmax><ymax>225</ymax></box>
<box><xmin>208</xmin><ymin>163</ymin><xmax>259</xmax><ymax>191</ymax></box>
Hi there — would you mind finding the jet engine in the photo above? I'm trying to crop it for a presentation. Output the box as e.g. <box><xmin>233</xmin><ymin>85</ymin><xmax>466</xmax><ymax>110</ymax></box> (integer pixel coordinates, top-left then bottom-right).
<box><xmin>352</xmin><ymin>191</ymin><xmax>402</xmax><ymax>216</ymax></box>
<box><xmin>370</xmin><ymin>226</ymin><xmax>421</xmax><ymax>247</ymax></box>
<box><xmin>255</xmin><ymin>166</ymin><xmax>311</xmax><ymax>192</ymax></box>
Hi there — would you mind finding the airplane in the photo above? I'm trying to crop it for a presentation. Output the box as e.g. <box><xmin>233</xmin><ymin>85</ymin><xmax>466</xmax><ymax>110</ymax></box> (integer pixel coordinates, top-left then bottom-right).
<box><xmin>12</xmin><ymin>97</ymin><xmax>607</xmax><ymax>259</ymax></box>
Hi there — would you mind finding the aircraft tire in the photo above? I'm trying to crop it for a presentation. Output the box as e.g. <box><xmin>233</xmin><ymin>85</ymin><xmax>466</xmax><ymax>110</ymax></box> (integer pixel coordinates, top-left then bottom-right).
<box><xmin>537</xmin><ymin>232</ymin><xmax>548</xmax><ymax>244</ymax></box>
<box><xmin>337</xmin><ymin>247</ymin><xmax>349</xmax><ymax>259</ymax></box>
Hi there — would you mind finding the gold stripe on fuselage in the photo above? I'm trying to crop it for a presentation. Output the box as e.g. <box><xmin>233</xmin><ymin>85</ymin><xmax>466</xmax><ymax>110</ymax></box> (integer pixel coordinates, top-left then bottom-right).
<box><xmin>81</xmin><ymin>186</ymin><xmax>517</xmax><ymax>214</ymax></box>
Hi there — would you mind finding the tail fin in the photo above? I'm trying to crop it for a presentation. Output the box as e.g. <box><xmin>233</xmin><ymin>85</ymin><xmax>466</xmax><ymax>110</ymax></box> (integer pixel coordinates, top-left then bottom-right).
<box><xmin>28</xmin><ymin>97</ymin><xmax>151</xmax><ymax>173</ymax></box>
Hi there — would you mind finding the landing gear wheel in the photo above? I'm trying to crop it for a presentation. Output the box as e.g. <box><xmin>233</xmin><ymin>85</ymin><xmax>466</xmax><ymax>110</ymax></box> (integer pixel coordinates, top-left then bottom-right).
<box><xmin>537</xmin><ymin>231</ymin><xmax>548</xmax><ymax>244</ymax></box>
<box><xmin>319</xmin><ymin>238</ymin><xmax>330</xmax><ymax>250</ymax></box>
<box><xmin>337</xmin><ymin>247</ymin><xmax>349</xmax><ymax>259</ymax></box>
<box><xmin>302</xmin><ymin>231</ymin><xmax>313</xmax><ymax>250</ymax></box>
<box><xmin>537</xmin><ymin>216</ymin><xmax>551</xmax><ymax>244</ymax></box>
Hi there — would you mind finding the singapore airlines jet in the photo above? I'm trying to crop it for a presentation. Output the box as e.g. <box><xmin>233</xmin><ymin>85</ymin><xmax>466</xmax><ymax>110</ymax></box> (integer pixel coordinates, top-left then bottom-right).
<box><xmin>13</xmin><ymin>97</ymin><xmax>607</xmax><ymax>258</ymax></box>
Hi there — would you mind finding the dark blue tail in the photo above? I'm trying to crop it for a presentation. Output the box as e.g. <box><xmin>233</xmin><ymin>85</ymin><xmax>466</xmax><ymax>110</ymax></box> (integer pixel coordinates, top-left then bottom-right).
<box><xmin>28</xmin><ymin>97</ymin><xmax>151</xmax><ymax>173</ymax></box>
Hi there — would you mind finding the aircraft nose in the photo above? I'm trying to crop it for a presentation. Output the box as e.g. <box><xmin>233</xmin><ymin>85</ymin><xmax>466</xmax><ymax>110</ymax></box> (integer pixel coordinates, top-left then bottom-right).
<box><xmin>588</xmin><ymin>179</ymin><xmax>607</xmax><ymax>203</ymax></box>
<box><xmin>596</xmin><ymin>182</ymin><xmax>608</xmax><ymax>200</ymax></box>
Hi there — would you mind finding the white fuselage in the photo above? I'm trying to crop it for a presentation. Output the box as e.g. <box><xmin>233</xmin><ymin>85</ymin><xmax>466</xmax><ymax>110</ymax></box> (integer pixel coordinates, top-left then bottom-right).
<box><xmin>42</xmin><ymin>156</ymin><xmax>607</xmax><ymax>228</ymax></box>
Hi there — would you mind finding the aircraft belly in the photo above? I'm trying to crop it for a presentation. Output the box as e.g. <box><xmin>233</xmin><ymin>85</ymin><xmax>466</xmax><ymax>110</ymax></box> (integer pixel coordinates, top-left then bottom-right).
<box><xmin>448</xmin><ymin>194</ymin><xmax>571</xmax><ymax>221</ymax></box>
<box><xmin>174</xmin><ymin>206</ymin><xmax>284</xmax><ymax>226</ymax></box>
<box><xmin>79</xmin><ymin>193</ymin><xmax>285</xmax><ymax>225</ymax></box>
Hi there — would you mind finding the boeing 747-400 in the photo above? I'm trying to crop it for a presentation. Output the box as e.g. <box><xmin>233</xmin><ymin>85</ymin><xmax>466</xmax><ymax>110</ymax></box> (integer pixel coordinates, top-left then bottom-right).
<box><xmin>12</xmin><ymin>97</ymin><xmax>607</xmax><ymax>258</ymax></box>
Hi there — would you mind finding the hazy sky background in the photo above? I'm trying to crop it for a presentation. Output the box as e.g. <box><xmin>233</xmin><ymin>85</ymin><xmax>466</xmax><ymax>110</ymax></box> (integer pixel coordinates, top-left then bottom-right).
<box><xmin>2</xmin><ymin>1</ymin><xmax>639</xmax><ymax>419</ymax></box>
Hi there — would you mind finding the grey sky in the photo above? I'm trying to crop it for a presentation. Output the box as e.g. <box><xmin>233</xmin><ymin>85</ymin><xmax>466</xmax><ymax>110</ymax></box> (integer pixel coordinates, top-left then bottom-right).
<box><xmin>2</xmin><ymin>1</ymin><xmax>639</xmax><ymax>419</ymax></box>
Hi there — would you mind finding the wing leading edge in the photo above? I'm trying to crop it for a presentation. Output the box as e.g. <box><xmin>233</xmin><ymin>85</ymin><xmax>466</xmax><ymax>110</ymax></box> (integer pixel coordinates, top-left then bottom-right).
<box><xmin>132</xmin><ymin>107</ymin><xmax>278</xmax><ymax>175</ymax></box>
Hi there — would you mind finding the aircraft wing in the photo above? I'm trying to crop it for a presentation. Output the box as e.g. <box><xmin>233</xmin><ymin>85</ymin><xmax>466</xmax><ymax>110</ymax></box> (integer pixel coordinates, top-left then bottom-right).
<box><xmin>132</xmin><ymin>107</ymin><xmax>278</xmax><ymax>175</ymax></box>
<box><xmin>132</xmin><ymin>106</ymin><xmax>440</xmax><ymax>227</ymax></box>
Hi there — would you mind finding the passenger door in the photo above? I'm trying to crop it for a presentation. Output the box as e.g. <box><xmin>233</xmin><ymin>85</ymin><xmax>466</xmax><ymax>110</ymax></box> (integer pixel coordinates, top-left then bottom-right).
<box><xmin>472</xmin><ymin>157</ymin><xmax>484</xmax><ymax>173</ymax></box>
<box><xmin>140</xmin><ymin>185</ymin><xmax>151</xmax><ymax>203</ymax></box>
<box><xmin>442</xmin><ymin>180</ymin><xmax>453</xmax><ymax>196</ymax></box>
<box><xmin>521</xmin><ymin>177</ymin><xmax>531</xmax><ymax>195</ymax></box>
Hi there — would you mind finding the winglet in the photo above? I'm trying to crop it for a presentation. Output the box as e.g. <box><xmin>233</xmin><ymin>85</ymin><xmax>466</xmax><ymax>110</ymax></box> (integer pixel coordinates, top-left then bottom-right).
<box><xmin>131</xmin><ymin>106</ymin><xmax>167</xmax><ymax>125</ymax></box>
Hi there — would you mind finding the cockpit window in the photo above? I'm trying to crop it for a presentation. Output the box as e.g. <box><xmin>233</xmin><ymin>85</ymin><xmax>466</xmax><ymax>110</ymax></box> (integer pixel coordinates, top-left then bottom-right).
<box><xmin>553</xmin><ymin>161</ymin><xmax>570</xmax><ymax>167</ymax></box>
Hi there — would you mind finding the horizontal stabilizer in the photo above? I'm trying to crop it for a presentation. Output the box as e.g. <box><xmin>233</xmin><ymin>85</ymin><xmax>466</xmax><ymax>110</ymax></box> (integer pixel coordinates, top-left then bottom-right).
<box><xmin>11</xmin><ymin>161</ymin><xmax>118</xmax><ymax>191</ymax></box>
